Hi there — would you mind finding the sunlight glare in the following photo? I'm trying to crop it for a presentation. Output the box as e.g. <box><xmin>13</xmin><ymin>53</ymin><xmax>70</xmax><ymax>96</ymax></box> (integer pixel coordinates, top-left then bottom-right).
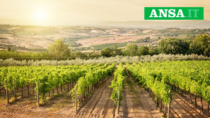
<box><xmin>35</xmin><ymin>11</ymin><xmax>47</xmax><ymax>22</ymax></box>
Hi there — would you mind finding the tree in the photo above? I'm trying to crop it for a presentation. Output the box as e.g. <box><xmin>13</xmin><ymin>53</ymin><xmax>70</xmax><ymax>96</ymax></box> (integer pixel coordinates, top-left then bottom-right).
<box><xmin>87</xmin><ymin>52</ymin><xmax>100</xmax><ymax>59</ymax></box>
<box><xmin>113</xmin><ymin>45</ymin><xmax>122</xmax><ymax>56</ymax></box>
<box><xmin>204</xmin><ymin>47</ymin><xmax>210</xmax><ymax>56</ymax></box>
<box><xmin>7</xmin><ymin>47</ymin><xmax>11</xmax><ymax>51</ymax></box>
<box><xmin>149</xmin><ymin>47</ymin><xmax>159</xmax><ymax>55</ymax></box>
<box><xmin>64</xmin><ymin>48</ymin><xmax>71</xmax><ymax>58</ymax></box>
<box><xmin>48</xmin><ymin>39</ymin><xmax>70</xmax><ymax>62</ymax></box>
<box><xmin>71</xmin><ymin>51</ymin><xmax>87</xmax><ymax>59</ymax></box>
<box><xmin>158</xmin><ymin>38</ymin><xmax>190</xmax><ymax>54</ymax></box>
<box><xmin>124</xmin><ymin>44</ymin><xmax>138</xmax><ymax>56</ymax></box>
<box><xmin>137</xmin><ymin>46</ymin><xmax>149</xmax><ymax>56</ymax></box>
<box><xmin>190</xmin><ymin>34</ymin><xmax>210</xmax><ymax>56</ymax></box>
<box><xmin>101</xmin><ymin>48</ymin><xmax>113</xmax><ymax>57</ymax></box>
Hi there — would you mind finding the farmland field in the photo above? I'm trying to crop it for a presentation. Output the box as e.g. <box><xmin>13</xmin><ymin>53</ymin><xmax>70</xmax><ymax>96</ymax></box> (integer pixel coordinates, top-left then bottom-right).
<box><xmin>93</xmin><ymin>42</ymin><xmax>128</xmax><ymax>50</ymax></box>
<box><xmin>1</xmin><ymin>25</ymin><xmax>210</xmax><ymax>52</ymax></box>
<box><xmin>0</xmin><ymin>61</ymin><xmax>210</xmax><ymax>118</ymax></box>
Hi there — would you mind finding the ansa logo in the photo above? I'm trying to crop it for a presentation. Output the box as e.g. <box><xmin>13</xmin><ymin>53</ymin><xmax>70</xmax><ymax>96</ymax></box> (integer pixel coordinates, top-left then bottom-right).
<box><xmin>144</xmin><ymin>7</ymin><xmax>204</xmax><ymax>20</ymax></box>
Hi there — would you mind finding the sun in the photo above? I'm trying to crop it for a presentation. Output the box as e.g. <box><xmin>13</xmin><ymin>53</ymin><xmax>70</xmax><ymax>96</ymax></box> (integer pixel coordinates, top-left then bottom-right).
<box><xmin>35</xmin><ymin>11</ymin><xmax>47</xmax><ymax>22</ymax></box>
<box><xmin>31</xmin><ymin>3</ymin><xmax>51</xmax><ymax>25</ymax></box>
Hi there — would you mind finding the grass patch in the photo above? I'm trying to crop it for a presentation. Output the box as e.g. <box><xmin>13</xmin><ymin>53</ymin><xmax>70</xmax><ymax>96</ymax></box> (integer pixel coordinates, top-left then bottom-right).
<box><xmin>49</xmin><ymin>104</ymin><xmax>65</xmax><ymax>111</ymax></box>
<box><xmin>126</xmin><ymin>78</ymin><xmax>138</xmax><ymax>95</ymax></box>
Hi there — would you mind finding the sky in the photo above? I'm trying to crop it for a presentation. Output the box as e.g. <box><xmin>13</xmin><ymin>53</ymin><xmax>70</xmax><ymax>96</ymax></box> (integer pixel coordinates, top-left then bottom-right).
<box><xmin>0</xmin><ymin>0</ymin><xmax>210</xmax><ymax>26</ymax></box>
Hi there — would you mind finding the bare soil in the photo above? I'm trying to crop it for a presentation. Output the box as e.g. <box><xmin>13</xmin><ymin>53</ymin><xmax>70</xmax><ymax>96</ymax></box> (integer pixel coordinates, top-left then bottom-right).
<box><xmin>183</xmin><ymin>92</ymin><xmax>209</xmax><ymax>117</ymax></box>
<box><xmin>124</xmin><ymin>70</ymin><xmax>164</xmax><ymax>118</ymax></box>
<box><xmin>142</xmin><ymin>30</ymin><xmax>152</xmax><ymax>33</ymax></box>
<box><xmin>170</xmin><ymin>93</ymin><xmax>207</xmax><ymax>118</ymax></box>
<box><xmin>0</xmin><ymin>84</ymin><xmax>76</xmax><ymax>118</ymax></box>
<box><xmin>76</xmin><ymin>35</ymin><xmax>153</xmax><ymax>47</ymax></box>
<box><xmin>75</xmin><ymin>76</ymin><xmax>116</xmax><ymax>118</ymax></box>
<box><xmin>0</xmin><ymin>76</ymin><xmax>116</xmax><ymax>118</ymax></box>
<box><xmin>125</xmin><ymin>68</ymin><xmax>207</xmax><ymax>118</ymax></box>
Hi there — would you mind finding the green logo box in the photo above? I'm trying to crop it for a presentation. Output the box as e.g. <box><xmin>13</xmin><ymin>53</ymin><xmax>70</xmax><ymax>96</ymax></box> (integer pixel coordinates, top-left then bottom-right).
<box><xmin>144</xmin><ymin>7</ymin><xmax>204</xmax><ymax>20</ymax></box>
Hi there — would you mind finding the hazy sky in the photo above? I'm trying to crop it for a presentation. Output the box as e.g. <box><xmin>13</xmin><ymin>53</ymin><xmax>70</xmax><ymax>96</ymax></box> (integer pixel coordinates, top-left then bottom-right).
<box><xmin>0</xmin><ymin>0</ymin><xmax>210</xmax><ymax>25</ymax></box>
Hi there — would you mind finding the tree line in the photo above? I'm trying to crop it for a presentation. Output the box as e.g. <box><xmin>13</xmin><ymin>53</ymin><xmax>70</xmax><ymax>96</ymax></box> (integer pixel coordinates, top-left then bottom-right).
<box><xmin>0</xmin><ymin>34</ymin><xmax>209</xmax><ymax>60</ymax></box>
<box><xmin>101</xmin><ymin>34</ymin><xmax>210</xmax><ymax>57</ymax></box>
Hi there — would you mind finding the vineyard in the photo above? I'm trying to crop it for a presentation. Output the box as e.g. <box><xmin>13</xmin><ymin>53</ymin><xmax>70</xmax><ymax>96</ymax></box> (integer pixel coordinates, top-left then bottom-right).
<box><xmin>0</xmin><ymin>61</ymin><xmax>210</xmax><ymax>118</ymax></box>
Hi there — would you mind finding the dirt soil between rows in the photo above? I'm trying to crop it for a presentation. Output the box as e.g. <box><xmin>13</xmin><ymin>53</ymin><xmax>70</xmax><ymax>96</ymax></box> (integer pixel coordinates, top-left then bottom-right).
<box><xmin>125</xmin><ymin>66</ymin><xmax>209</xmax><ymax>118</ymax></box>
<box><xmin>169</xmin><ymin>93</ymin><xmax>206</xmax><ymax>118</ymax></box>
<box><xmin>0</xmin><ymin>76</ymin><xmax>115</xmax><ymax>118</ymax></box>
<box><xmin>124</xmin><ymin>69</ymin><xmax>163</xmax><ymax>118</ymax></box>
<box><xmin>75</xmin><ymin>76</ymin><xmax>116</xmax><ymax>118</ymax></box>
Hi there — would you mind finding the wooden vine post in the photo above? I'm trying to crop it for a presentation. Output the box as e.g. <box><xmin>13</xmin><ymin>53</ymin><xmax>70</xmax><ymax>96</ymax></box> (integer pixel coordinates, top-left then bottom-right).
<box><xmin>75</xmin><ymin>83</ymin><xmax>78</xmax><ymax>112</ymax></box>
<box><xmin>84</xmin><ymin>89</ymin><xmax>86</xmax><ymax>99</ymax></box>
<box><xmin>27</xmin><ymin>84</ymin><xmax>30</xmax><ymax>95</ymax></box>
<box><xmin>168</xmin><ymin>89</ymin><xmax>171</xmax><ymax>118</ymax></box>
<box><xmin>36</xmin><ymin>82</ymin><xmax>39</xmax><ymax>107</ymax></box>
<box><xmin>117</xmin><ymin>84</ymin><xmax>121</xmax><ymax>114</ymax></box>
<box><xmin>33</xmin><ymin>84</ymin><xmax>35</xmax><ymax>94</ymax></box>
<box><xmin>201</xmin><ymin>96</ymin><xmax>203</xmax><ymax>111</ymax></box>
<box><xmin>6</xmin><ymin>78</ymin><xmax>9</xmax><ymax>104</ymax></box>
<box><xmin>68</xmin><ymin>83</ymin><xmax>69</xmax><ymax>91</ymax></box>
<box><xmin>189</xmin><ymin>88</ymin><xmax>192</xmax><ymax>103</ymax></box>
<box><xmin>21</xmin><ymin>86</ymin><xmax>23</xmax><ymax>96</ymax></box>
<box><xmin>13</xmin><ymin>78</ymin><xmax>16</xmax><ymax>99</ymax></box>
<box><xmin>208</xmin><ymin>103</ymin><xmax>209</xmax><ymax>117</ymax></box>
<box><xmin>195</xmin><ymin>93</ymin><xmax>197</xmax><ymax>108</ymax></box>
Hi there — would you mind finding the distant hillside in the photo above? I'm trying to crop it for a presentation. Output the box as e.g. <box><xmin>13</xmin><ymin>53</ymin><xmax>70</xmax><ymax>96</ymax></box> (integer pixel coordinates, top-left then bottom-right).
<box><xmin>94</xmin><ymin>20</ymin><xmax>210</xmax><ymax>29</ymax></box>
